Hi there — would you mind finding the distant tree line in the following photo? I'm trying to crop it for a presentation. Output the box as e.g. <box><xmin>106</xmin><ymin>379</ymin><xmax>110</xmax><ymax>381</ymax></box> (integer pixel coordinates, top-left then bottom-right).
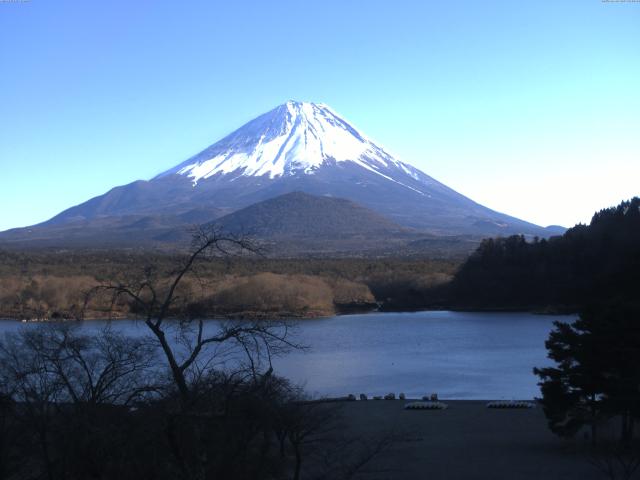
<box><xmin>0</xmin><ymin>247</ymin><xmax>457</xmax><ymax>320</ymax></box>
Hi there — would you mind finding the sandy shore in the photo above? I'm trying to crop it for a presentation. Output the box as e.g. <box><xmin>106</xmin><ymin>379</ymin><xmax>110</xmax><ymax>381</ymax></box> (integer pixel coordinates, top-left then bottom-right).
<box><xmin>337</xmin><ymin>400</ymin><xmax>600</xmax><ymax>479</ymax></box>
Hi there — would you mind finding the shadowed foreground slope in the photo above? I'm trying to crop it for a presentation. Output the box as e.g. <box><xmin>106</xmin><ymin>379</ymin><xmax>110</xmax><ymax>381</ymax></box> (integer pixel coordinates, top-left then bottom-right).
<box><xmin>340</xmin><ymin>400</ymin><xmax>600</xmax><ymax>480</ymax></box>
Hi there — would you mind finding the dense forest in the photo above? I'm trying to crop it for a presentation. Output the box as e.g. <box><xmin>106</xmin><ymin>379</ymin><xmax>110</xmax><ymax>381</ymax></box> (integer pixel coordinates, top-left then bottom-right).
<box><xmin>448</xmin><ymin>197</ymin><xmax>640</xmax><ymax>311</ymax></box>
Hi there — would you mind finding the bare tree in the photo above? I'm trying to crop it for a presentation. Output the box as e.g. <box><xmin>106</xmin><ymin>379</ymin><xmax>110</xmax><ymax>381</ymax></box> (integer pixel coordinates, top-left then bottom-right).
<box><xmin>85</xmin><ymin>226</ymin><xmax>299</xmax><ymax>407</ymax></box>
<box><xmin>18</xmin><ymin>324</ymin><xmax>157</xmax><ymax>406</ymax></box>
<box><xmin>80</xmin><ymin>227</ymin><xmax>307</xmax><ymax>480</ymax></box>
<box><xmin>0</xmin><ymin>324</ymin><xmax>159</xmax><ymax>480</ymax></box>
<box><xmin>0</xmin><ymin>329</ymin><xmax>65</xmax><ymax>480</ymax></box>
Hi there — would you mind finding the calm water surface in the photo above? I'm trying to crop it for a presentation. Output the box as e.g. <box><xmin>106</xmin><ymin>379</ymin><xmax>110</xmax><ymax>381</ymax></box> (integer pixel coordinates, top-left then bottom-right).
<box><xmin>0</xmin><ymin>311</ymin><xmax>573</xmax><ymax>400</ymax></box>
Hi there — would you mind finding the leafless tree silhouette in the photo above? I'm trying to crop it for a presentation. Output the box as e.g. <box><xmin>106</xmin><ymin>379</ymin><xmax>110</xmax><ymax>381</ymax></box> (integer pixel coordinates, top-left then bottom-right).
<box><xmin>85</xmin><ymin>226</ymin><xmax>300</xmax><ymax>406</ymax></box>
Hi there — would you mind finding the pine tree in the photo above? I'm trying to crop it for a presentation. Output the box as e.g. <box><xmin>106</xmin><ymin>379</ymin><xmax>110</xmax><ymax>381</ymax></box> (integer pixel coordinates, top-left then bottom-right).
<box><xmin>534</xmin><ymin>303</ymin><xmax>640</xmax><ymax>444</ymax></box>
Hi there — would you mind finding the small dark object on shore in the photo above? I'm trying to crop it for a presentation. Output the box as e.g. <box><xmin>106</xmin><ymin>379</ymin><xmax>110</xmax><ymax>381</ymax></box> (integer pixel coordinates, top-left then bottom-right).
<box><xmin>486</xmin><ymin>401</ymin><xmax>535</xmax><ymax>409</ymax></box>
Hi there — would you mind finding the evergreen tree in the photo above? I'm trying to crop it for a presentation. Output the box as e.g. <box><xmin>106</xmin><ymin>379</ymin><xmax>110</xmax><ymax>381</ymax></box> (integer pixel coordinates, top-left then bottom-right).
<box><xmin>451</xmin><ymin>197</ymin><xmax>640</xmax><ymax>310</ymax></box>
<box><xmin>534</xmin><ymin>303</ymin><xmax>640</xmax><ymax>444</ymax></box>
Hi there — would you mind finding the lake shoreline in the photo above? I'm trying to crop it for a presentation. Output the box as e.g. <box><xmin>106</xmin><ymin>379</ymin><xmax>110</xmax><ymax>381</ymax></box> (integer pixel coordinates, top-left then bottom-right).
<box><xmin>0</xmin><ymin>303</ymin><xmax>578</xmax><ymax>322</ymax></box>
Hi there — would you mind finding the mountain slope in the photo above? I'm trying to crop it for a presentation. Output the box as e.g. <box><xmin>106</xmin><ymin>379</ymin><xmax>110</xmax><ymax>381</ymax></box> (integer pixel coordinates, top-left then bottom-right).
<box><xmin>1</xmin><ymin>100</ymin><xmax>561</xmax><ymax>250</ymax></box>
<box><xmin>212</xmin><ymin>191</ymin><xmax>405</xmax><ymax>238</ymax></box>
<box><xmin>198</xmin><ymin>191</ymin><xmax>414</xmax><ymax>255</ymax></box>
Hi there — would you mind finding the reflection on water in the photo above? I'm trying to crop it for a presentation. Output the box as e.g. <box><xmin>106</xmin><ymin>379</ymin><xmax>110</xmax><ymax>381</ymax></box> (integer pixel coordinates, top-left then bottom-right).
<box><xmin>0</xmin><ymin>311</ymin><xmax>574</xmax><ymax>399</ymax></box>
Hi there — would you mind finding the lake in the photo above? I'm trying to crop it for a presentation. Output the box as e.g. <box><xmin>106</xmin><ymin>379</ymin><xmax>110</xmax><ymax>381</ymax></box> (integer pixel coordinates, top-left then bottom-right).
<box><xmin>0</xmin><ymin>311</ymin><xmax>573</xmax><ymax>400</ymax></box>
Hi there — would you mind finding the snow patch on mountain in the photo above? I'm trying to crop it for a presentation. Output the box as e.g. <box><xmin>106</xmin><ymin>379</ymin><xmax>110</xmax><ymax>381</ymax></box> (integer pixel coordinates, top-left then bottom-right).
<box><xmin>159</xmin><ymin>101</ymin><xmax>426</xmax><ymax>194</ymax></box>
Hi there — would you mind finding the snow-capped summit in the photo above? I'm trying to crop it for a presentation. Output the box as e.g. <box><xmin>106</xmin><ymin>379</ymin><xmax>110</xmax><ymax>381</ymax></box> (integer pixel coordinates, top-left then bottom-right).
<box><xmin>11</xmin><ymin>100</ymin><xmax>557</xmax><ymax>245</ymax></box>
<box><xmin>158</xmin><ymin>100</ymin><xmax>425</xmax><ymax>192</ymax></box>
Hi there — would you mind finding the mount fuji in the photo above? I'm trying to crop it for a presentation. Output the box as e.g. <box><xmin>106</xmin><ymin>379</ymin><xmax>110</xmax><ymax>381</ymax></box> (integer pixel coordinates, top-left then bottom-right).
<box><xmin>0</xmin><ymin>101</ymin><xmax>562</xmax><ymax>251</ymax></box>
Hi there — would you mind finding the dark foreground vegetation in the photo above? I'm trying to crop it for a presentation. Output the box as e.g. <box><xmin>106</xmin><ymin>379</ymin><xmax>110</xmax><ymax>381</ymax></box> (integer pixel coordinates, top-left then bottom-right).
<box><xmin>535</xmin><ymin>304</ymin><xmax>640</xmax><ymax>442</ymax></box>
<box><xmin>448</xmin><ymin>198</ymin><xmax>640</xmax><ymax>312</ymax></box>
<box><xmin>523</xmin><ymin>200</ymin><xmax>640</xmax><ymax>479</ymax></box>
<box><xmin>0</xmin><ymin>229</ymin><xmax>397</xmax><ymax>480</ymax></box>
<box><xmin>532</xmin><ymin>304</ymin><xmax>640</xmax><ymax>480</ymax></box>
<box><xmin>0</xmin><ymin>324</ymin><xmax>397</xmax><ymax>480</ymax></box>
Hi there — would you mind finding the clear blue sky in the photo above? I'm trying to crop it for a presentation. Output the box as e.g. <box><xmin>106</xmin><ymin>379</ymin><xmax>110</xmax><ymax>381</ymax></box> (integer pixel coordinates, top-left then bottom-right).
<box><xmin>1</xmin><ymin>0</ymin><xmax>638</xmax><ymax>231</ymax></box>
